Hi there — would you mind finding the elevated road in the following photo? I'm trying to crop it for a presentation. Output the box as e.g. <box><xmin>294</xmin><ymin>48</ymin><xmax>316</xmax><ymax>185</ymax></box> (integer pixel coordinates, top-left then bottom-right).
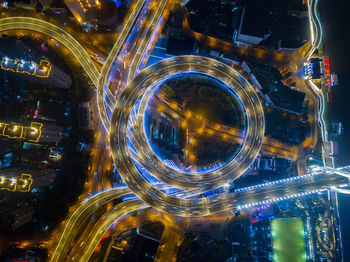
<box><xmin>97</xmin><ymin>0</ymin><xmax>174</xmax><ymax>132</ymax></box>
<box><xmin>77</xmin><ymin>200</ymin><xmax>147</xmax><ymax>262</ymax></box>
<box><xmin>126</xmin><ymin>0</ymin><xmax>171</xmax><ymax>84</ymax></box>
<box><xmin>0</xmin><ymin>17</ymin><xmax>99</xmax><ymax>85</ymax></box>
<box><xmin>109</xmin><ymin>54</ymin><xmax>350</xmax><ymax>218</ymax></box>
<box><xmin>5</xmin><ymin>0</ymin><xmax>348</xmax><ymax>259</ymax></box>
<box><xmin>52</xmin><ymin>168</ymin><xmax>349</xmax><ymax>261</ymax></box>
<box><xmin>50</xmin><ymin>187</ymin><xmax>131</xmax><ymax>262</ymax></box>
<box><xmin>96</xmin><ymin>0</ymin><xmax>148</xmax><ymax>131</ymax></box>
<box><xmin>306</xmin><ymin>0</ymin><xmax>322</xmax><ymax>60</ymax></box>
<box><xmin>109</xmin><ymin>55</ymin><xmax>266</xmax><ymax>216</ymax></box>
<box><xmin>51</xmin><ymin>1</ymin><xmax>174</xmax><ymax>260</ymax></box>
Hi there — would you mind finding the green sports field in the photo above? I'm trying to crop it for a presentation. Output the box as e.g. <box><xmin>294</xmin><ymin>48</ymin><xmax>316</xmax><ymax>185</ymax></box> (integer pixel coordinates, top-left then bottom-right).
<box><xmin>271</xmin><ymin>217</ymin><xmax>307</xmax><ymax>262</ymax></box>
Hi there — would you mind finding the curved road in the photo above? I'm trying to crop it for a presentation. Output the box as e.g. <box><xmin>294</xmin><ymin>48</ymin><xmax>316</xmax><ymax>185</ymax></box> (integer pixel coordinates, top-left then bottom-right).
<box><xmin>110</xmin><ymin>55</ymin><xmax>265</xmax><ymax>216</ymax></box>
<box><xmin>96</xmin><ymin>0</ymin><xmax>147</xmax><ymax>131</ymax></box>
<box><xmin>50</xmin><ymin>187</ymin><xmax>131</xmax><ymax>262</ymax></box>
<box><xmin>0</xmin><ymin>17</ymin><xmax>99</xmax><ymax>86</ymax></box>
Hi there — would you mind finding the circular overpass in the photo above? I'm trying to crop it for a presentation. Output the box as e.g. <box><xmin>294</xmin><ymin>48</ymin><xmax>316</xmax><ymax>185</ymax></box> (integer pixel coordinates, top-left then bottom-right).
<box><xmin>110</xmin><ymin>55</ymin><xmax>265</xmax><ymax>216</ymax></box>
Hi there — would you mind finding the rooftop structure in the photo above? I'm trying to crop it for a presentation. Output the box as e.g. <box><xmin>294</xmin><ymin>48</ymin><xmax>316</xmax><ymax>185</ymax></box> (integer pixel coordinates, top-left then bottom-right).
<box><xmin>1</xmin><ymin>57</ymin><xmax>51</xmax><ymax>78</ymax></box>
<box><xmin>166</xmin><ymin>36</ymin><xmax>195</xmax><ymax>56</ymax></box>
<box><xmin>266</xmin><ymin>85</ymin><xmax>306</xmax><ymax>115</ymax></box>
<box><xmin>0</xmin><ymin>122</ymin><xmax>43</xmax><ymax>142</ymax></box>
<box><xmin>247</xmin><ymin>61</ymin><xmax>306</xmax><ymax>114</ymax></box>
<box><xmin>78</xmin><ymin>102</ymin><xmax>93</xmax><ymax>129</ymax></box>
<box><xmin>0</xmin><ymin>173</ymin><xmax>33</xmax><ymax>192</ymax></box>
<box><xmin>1</xmin><ymin>57</ymin><xmax>71</xmax><ymax>88</ymax></box>
<box><xmin>0</xmin><ymin>112</ymin><xmax>65</xmax><ymax>145</ymax></box>
<box><xmin>40</xmin><ymin>124</ymin><xmax>65</xmax><ymax>143</ymax></box>
<box><xmin>0</xmin><ymin>205</ymin><xmax>35</xmax><ymax>231</ymax></box>
<box><xmin>39</xmin><ymin>0</ymin><xmax>54</xmax><ymax>8</ymax></box>
<box><xmin>0</xmin><ymin>167</ymin><xmax>57</xmax><ymax>191</ymax></box>
<box><xmin>235</xmin><ymin>5</ymin><xmax>270</xmax><ymax>46</ymax></box>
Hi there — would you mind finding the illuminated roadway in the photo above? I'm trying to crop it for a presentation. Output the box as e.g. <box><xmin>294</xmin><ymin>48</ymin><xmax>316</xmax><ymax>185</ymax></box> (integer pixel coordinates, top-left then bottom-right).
<box><xmin>96</xmin><ymin>0</ymin><xmax>148</xmax><ymax>131</ymax></box>
<box><xmin>0</xmin><ymin>5</ymin><xmax>263</xmax><ymax>219</ymax></box>
<box><xmin>306</xmin><ymin>0</ymin><xmax>322</xmax><ymax>60</ymax></box>
<box><xmin>97</xmin><ymin>0</ymin><xmax>174</xmax><ymax>132</ymax></box>
<box><xmin>125</xmin><ymin>0</ymin><xmax>171</xmax><ymax>84</ymax></box>
<box><xmin>110</xmin><ymin>55</ymin><xmax>265</xmax><ymax>216</ymax></box>
<box><xmin>50</xmin><ymin>187</ymin><xmax>132</xmax><ymax>262</ymax></box>
<box><xmin>150</xmin><ymin>91</ymin><xmax>298</xmax><ymax>159</ymax></box>
<box><xmin>0</xmin><ymin>17</ymin><xmax>99</xmax><ymax>86</ymax></box>
<box><xmin>77</xmin><ymin>199</ymin><xmax>148</xmax><ymax>262</ymax></box>
<box><xmin>3</xmin><ymin>0</ymin><xmax>349</xmax><ymax>259</ymax></box>
<box><xmin>57</xmin><ymin>0</ymin><xmax>349</xmax><ymax>255</ymax></box>
<box><xmin>50</xmin><ymin>0</ymin><xmax>175</xmax><ymax>260</ymax></box>
<box><xmin>129</xmin><ymin>56</ymin><xmax>264</xmax><ymax>190</ymax></box>
<box><xmin>51</xmin><ymin>181</ymin><xmax>196</xmax><ymax>262</ymax></box>
<box><xmin>52</xmin><ymin>168</ymin><xmax>349</xmax><ymax>261</ymax></box>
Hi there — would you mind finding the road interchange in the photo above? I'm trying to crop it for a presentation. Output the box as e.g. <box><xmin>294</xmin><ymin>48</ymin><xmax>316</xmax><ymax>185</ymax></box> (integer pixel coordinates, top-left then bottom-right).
<box><xmin>1</xmin><ymin>0</ymin><xmax>349</xmax><ymax>260</ymax></box>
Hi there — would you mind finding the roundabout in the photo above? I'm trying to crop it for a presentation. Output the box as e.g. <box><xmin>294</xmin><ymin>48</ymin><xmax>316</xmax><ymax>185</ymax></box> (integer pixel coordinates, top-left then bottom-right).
<box><xmin>4</xmin><ymin>0</ymin><xmax>350</xmax><ymax>260</ymax></box>
<box><xmin>109</xmin><ymin>55</ymin><xmax>265</xmax><ymax>216</ymax></box>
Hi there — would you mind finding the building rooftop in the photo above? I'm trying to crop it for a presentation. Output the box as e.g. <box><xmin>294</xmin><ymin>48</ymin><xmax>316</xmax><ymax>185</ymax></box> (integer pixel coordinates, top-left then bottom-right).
<box><xmin>266</xmin><ymin>85</ymin><xmax>305</xmax><ymax>114</ymax></box>
<box><xmin>240</xmin><ymin>5</ymin><xmax>269</xmax><ymax>39</ymax></box>
<box><xmin>166</xmin><ymin>36</ymin><xmax>195</xmax><ymax>56</ymax></box>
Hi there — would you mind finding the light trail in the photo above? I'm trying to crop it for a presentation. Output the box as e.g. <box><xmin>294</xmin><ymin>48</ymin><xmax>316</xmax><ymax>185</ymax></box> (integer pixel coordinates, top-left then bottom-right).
<box><xmin>126</xmin><ymin>0</ymin><xmax>170</xmax><ymax>83</ymax></box>
<box><xmin>132</xmin><ymin>58</ymin><xmax>263</xmax><ymax>188</ymax></box>
<box><xmin>305</xmin><ymin>2</ymin><xmax>347</xmax><ymax>259</ymax></box>
<box><xmin>51</xmin><ymin>1</ymin><xmax>174</xmax><ymax>260</ymax></box>
<box><xmin>104</xmin><ymin>0</ymin><xmax>348</xmax><ymax>219</ymax></box>
<box><xmin>54</xmin><ymin>168</ymin><xmax>349</xmax><ymax>260</ymax></box>
<box><xmin>306</xmin><ymin>0</ymin><xmax>331</xmax><ymax>166</ymax></box>
<box><xmin>4</xmin><ymin>0</ymin><xmax>348</xmax><ymax>258</ymax></box>
<box><xmin>0</xmin><ymin>17</ymin><xmax>99</xmax><ymax>85</ymax></box>
<box><xmin>50</xmin><ymin>187</ymin><xmax>131</xmax><ymax>262</ymax></box>
<box><xmin>96</xmin><ymin>0</ymin><xmax>148</xmax><ymax>131</ymax></box>
<box><xmin>77</xmin><ymin>200</ymin><xmax>148</xmax><ymax>262</ymax></box>
<box><xmin>51</xmin><ymin>182</ymin><xmax>194</xmax><ymax>261</ymax></box>
<box><xmin>54</xmin><ymin>168</ymin><xmax>349</xmax><ymax>261</ymax></box>
<box><xmin>332</xmin><ymin>188</ymin><xmax>350</xmax><ymax>195</ymax></box>
<box><xmin>110</xmin><ymin>55</ymin><xmax>264</xmax><ymax>216</ymax></box>
<box><xmin>306</xmin><ymin>0</ymin><xmax>322</xmax><ymax>60</ymax></box>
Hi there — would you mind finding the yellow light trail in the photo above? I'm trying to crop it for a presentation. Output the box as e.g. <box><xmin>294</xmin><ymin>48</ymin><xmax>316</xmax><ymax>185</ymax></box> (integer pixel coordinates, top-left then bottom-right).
<box><xmin>126</xmin><ymin>0</ymin><xmax>172</xmax><ymax>83</ymax></box>
<box><xmin>78</xmin><ymin>200</ymin><xmax>147</xmax><ymax>262</ymax></box>
<box><xmin>0</xmin><ymin>17</ymin><xmax>99</xmax><ymax>85</ymax></box>
<box><xmin>97</xmin><ymin>0</ymin><xmax>147</xmax><ymax>131</ymax></box>
<box><xmin>50</xmin><ymin>187</ymin><xmax>131</xmax><ymax>262</ymax></box>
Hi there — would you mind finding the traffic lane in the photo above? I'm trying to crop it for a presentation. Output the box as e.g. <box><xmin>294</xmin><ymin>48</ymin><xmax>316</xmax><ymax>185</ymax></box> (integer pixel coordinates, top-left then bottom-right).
<box><xmin>0</xmin><ymin>19</ymin><xmax>98</xmax><ymax>84</ymax></box>
<box><xmin>97</xmin><ymin>0</ymin><xmax>148</xmax><ymax>131</ymax></box>
<box><xmin>77</xmin><ymin>200</ymin><xmax>148</xmax><ymax>262</ymax></box>
<box><xmin>234</xmin><ymin>173</ymin><xmax>349</xmax><ymax>207</ymax></box>
<box><xmin>50</xmin><ymin>187</ymin><xmax>131</xmax><ymax>262</ymax></box>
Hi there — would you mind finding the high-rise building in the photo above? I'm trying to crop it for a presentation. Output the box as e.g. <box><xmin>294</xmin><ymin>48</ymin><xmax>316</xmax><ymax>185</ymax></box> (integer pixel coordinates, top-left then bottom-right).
<box><xmin>40</xmin><ymin>124</ymin><xmax>64</xmax><ymax>143</ymax></box>
<box><xmin>0</xmin><ymin>121</ymin><xmax>64</xmax><ymax>143</ymax></box>
<box><xmin>0</xmin><ymin>167</ymin><xmax>57</xmax><ymax>191</ymax></box>
<box><xmin>0</xmin><ymin>122</ymin><xmax>43</xmax><ymax>142</ymax></box>
<box><xmin>47</xmin><ymin>64</ymin><xmax>72</xmax><ymax>88</ymax></box>
<box><xmin>1</xmin><ymin>57</ymin><xmax>72</xmax><ymax>88</ymax></box>
<box><xmin>64</xmin><ymin>0</ymin><xmax>100</xmax><ymax>23</ymax></box>
<box><xmin>78</xmin><ymin>102</ymin><xmax>94</xmax><ymax>129</ymax></box>
<box><xmin>30</xmin><ymin>62</ymin><xmax>72</xmax><ymax>89</ymax></box>
<box><xmin>0</xmin><ymin>205</ymin><xmax>35</xmax><ymax>231</ymax></box>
